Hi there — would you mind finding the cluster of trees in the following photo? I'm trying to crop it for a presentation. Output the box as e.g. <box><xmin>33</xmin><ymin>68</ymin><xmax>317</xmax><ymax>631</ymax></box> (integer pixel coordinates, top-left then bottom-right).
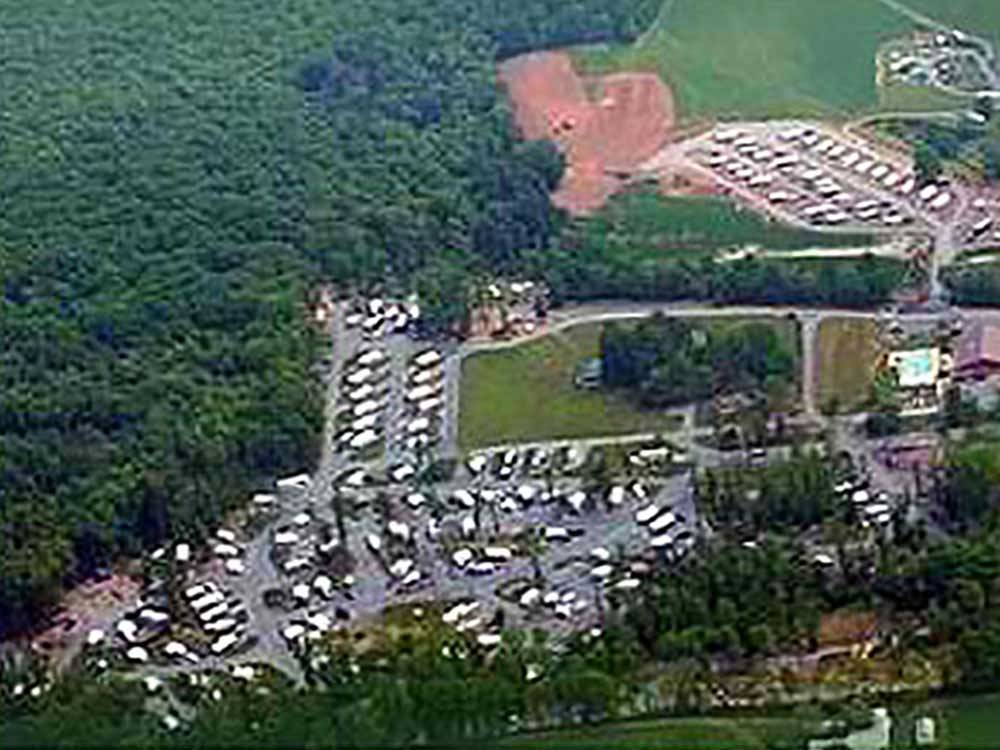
<box><xmin>601</xmin><ymin>315</ymin><xmax>796</xmax><ymax>408</ymax></box>
<box><xmin>886</xmin><ymin>111</ymin><xmax>1000</xmax><ymax>181</ymax></box>
<box><xmin>626</xmin><ymin>539</ymin><xmax>832</xmax><ymax>662</ymax></box>
<box><xmin>697</xmin><ymin>451</ymin><xmax>838</xmax><ymax>534</ymax></box>
<box><xmin>0</xmin><ymin>0</ymin><xmax>658</xmax><ymax>634</ymax></box>
<box><xmin>930</xmin><ymin>440</ymin><xmax>1000</xmax><ymax>532</ymax></box>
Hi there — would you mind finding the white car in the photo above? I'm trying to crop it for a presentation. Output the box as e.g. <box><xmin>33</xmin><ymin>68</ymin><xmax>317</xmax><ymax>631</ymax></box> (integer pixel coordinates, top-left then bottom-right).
<box><xmin>389</xmin><ymin>558</ymin><xmax>414</xmax><ymax>578</ymax></box>
<box><xmin>452</xmin><ymin>548</ymin><xmax>474</xmax><ymax>568</ymax></box>
<box><xmin>407</xmin><ymin>417</ymin><xmax>430</xmax><ymax>435</ymax></box>
<box><xmin>405</xmin><ymin>492</ymin><xmax>427</xmax><ymax>509</ymax></box>
<box><xmin>225</xmin><ymin>559</ymin><xmax>245</xmax><ymax>575</ymax></box>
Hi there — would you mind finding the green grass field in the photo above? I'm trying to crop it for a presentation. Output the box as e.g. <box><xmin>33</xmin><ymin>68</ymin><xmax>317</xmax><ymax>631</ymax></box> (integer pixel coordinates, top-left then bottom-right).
<box><xmin>901</xmin><ymin>0</ymin><xmax>1000</xmax><ymax>33</ymax></box>
<box><xmin>570</xmin><ymin>191</ymin><xmax>876</xmax><ymax>263</ymax></box>
<box><xmin>458</xmin><ymin>317</ymin><xmax>800</xmax><ymax>450</ymax></box>
<box><xmin>816</xmin><ymin>318</ymin><xmax>881</xmax><ymax>415</ymax></box>
<box><xmin>574</xmin><ymin>0</ymin><xmax>920</xmax><ymax>120</ymax></box>
<box><xmin>938</xmin><ymin>692</ymin><xmax>1000</xmax><ymax>749</ymax></box>
<box><xmin>458</xmin><ymin>323</ymin><xmax>680</xmax><ymax>450</ymax></box>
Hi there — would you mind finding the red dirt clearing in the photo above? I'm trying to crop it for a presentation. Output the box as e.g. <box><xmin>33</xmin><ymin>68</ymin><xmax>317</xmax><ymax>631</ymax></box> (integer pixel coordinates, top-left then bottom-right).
<box><xmin>498</xmin><ymin>51</ymin><xmax>676</xmax><ymax>215</ymax></box>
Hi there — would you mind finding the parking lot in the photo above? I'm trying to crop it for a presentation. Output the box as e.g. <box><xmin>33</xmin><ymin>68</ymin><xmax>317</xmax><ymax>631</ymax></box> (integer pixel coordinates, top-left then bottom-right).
<box><xmin>77</xmin><ymin>298</ymin><xmax>707</xmax><ymax>683</ymax></box>
<box><xmin>679</xmin><ymin>121</ymin><xmax>965</xmax><ymax>235</ymax></box>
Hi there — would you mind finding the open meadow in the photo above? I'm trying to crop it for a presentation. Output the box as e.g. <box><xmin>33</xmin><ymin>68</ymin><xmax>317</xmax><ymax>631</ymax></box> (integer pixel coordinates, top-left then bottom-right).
<box><xmin>499</xmin><ymin>692</ymin><xmax>1000</xmax><ymax>749</ymax></box>
<box><xmin>816</xmin><ymin>318</ymin><xmax>880</xmax><ymax>415</ymax></box>
<box><xmin>574</xmin><ymin>0</ymin><xmax>919</xmax><ymax>120</ymax></box>
<box><xmin>458</xmin><ymin>323</ymin><xmax>680</xmax><ymax>450</ymax></box>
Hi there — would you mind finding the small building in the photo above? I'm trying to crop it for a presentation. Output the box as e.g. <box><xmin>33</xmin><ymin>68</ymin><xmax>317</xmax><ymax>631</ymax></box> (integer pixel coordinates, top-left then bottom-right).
<box><xmin>954</xmin><ymin>322</ymin><xmax>1000</xmax><ymax>381</ymax></box>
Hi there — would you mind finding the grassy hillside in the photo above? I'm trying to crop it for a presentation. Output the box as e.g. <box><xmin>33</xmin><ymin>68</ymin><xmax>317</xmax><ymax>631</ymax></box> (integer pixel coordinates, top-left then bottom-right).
<box><xmin>575</xmin><ymin>0</ymin><xmax>916</xmax><ymax>120</ymax></box>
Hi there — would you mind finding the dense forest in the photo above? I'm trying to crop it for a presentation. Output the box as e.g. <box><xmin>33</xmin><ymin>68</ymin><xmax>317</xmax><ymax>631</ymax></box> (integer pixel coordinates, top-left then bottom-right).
<box><xmin>0</xmin><ymin>0</ymin><xmax>660</xmax><ymax>635</ymax></box>
<box><xmin>600</xmin><ymin>315</ymin><xmax>796</xmax><ymax>407</ymax></box>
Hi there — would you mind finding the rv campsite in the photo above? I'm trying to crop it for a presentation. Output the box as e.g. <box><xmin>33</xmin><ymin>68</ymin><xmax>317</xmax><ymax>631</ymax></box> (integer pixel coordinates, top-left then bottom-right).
<box><xmin>8</xmin><ymin>0</ymin><xmax>1000</xmax><ymax>747</ymax></box>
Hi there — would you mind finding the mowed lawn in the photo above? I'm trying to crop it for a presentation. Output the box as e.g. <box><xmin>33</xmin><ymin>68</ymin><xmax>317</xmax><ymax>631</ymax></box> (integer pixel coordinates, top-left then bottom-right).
<box><xmin>458</xmin><ymin>324</ymin><xmax>678</xmax><ymax>450</ymax></box>
<box><xmin>575</xmin><ymin>191</ymin><xmax>875</xmax><ymax>263</ymax></box>
<box><xmin>575</xmin><ymin>0</ymin><xmax>914</xmax><ymax>120</ymax></box>
<box><xmin>816</xmin><ymin>318</ymin><xmax>880</xmax><ymax>415</ymax></box>
<box><xmin>459</xmin><ymin>317</ymin><xmax>801</xmax><ymax>449</ymax></box>
<box><xmin>497</xmin><ymin>715</ymin><xmax>801</xmax><ymax>749</ymax></box>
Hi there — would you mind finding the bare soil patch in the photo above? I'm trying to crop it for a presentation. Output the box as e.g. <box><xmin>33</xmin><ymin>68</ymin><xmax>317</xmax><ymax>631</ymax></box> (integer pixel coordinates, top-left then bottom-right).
<box><xmin>499</xmin><ymin>51</ymin><xmax>676</xmax><ymax>215</ymax></box>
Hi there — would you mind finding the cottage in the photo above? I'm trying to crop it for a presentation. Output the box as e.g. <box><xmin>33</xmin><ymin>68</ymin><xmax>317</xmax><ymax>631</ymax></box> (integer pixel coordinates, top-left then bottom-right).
<box><xmin>274</xmin><ymin>531</ymin><xmax>300</xmax><ymax>546</ymax></box>
<box><xmin>213</xmin><ymin>543</ymin><xmax>240</xmax><ymax>558</ymax></box>
<box><xmin>574</xmin><ymin>358</ymin><xmax>603</xmax><ymax>389</ymax></box>
<box><xmin>204</xmin><ymin>617</ymin><xmax>237</xmax><ymax>634</ymax></box>
<box><xmin>915</xmin><ymin>717</ymin><xmax>936</xmax><ymax>746</ymax></box>
<box><xmin>452</xmin><ymin>548</ymin><xmax>474</xmax><ymax>568</ymax></box>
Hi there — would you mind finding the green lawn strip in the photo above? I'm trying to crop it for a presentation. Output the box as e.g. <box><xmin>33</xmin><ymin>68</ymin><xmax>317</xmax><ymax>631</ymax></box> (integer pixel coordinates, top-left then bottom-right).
<box><xmin>569</xmin><ymin>192</ymin><xmax>876</xmax><ymax>265</ymax></box>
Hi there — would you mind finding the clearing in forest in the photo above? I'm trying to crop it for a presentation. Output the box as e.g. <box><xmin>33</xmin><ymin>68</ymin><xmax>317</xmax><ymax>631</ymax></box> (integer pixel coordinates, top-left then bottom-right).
<box><xmin>498</xmin><ymin>51</ymin><xmax>676</xmax><ymax>215</ymax></box>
